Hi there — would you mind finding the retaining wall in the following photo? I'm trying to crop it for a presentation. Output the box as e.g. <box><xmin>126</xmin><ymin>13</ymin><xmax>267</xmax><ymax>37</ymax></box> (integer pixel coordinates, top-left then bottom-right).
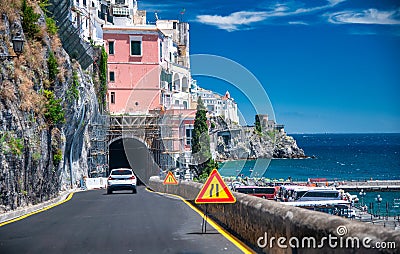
<box><xmin>149</xmin><ymin>177</ymin><xmax>400</xmax><ymax>254</ymax></box>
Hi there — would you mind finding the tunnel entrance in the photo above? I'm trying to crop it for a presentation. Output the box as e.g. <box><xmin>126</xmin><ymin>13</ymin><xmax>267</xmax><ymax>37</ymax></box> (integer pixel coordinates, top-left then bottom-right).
<box><xmin>108</xmin><ymin>138</ymin><xmax>160</xmax><ymax>185</ymax></box>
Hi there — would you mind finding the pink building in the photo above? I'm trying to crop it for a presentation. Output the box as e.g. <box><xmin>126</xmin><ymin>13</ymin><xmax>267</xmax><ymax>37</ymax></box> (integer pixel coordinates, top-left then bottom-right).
<box><xmin>103</xmin><ymin>26</ymin><xmax>162</xmax><ymax>114</ymax></box>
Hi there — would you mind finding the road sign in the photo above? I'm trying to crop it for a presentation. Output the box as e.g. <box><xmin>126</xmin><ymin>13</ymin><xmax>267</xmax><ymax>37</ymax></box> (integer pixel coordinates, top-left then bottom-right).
<box><xmin>163</xmin><ymin>171</ymin><xmax>178</xmax><ymax>185</ymax></box>
<box><xmin>195</xmin><ymin>169</ymin><xmax>236</xmax><ymax>204</ymax></box>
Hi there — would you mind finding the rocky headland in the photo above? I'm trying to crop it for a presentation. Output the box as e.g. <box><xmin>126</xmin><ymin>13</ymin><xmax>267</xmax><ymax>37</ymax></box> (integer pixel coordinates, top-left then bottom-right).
<box><xmin>211</xmin><ymin>117</ymin><xmax>306</xmax><ymax>161</ymax></box>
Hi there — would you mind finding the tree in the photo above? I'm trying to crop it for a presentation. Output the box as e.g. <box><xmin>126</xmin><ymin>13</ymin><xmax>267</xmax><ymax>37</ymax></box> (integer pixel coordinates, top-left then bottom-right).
<box><xmin>255</xmin><ymin>114</ymin><xmax>262</xmax><ymax>134</ymax></box>
<box><xmin>190</xmin><ymin>97</ymin><xmax>218</xmax><ymax>179</ymax></box>
<box><xmin>21</xmin><ymin>0</ymin><xmax>41</xmax><ymax>39</ymax></box>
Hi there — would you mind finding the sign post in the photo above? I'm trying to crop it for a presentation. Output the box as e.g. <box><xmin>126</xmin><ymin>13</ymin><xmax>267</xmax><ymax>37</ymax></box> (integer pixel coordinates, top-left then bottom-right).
<box><xmin>195</xmin><ymin>169</ymin><xmax>236</xmax><ymax>233</ymax></box>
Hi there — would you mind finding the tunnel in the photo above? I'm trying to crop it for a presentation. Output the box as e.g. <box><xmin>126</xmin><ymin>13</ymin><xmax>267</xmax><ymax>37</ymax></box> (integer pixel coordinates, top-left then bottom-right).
<box><xmin>108</xmin><ymin>138</ymin><xmax>160</xmax><ymax>185</ymax></box>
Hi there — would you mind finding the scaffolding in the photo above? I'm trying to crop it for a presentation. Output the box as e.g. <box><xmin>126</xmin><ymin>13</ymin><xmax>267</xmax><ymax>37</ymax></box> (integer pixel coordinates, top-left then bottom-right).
<box><xmin>87</xmin><ymin>114</ymin><xmax>109</xmax><ymax>177</ymax></box>
<box><xmin>107</xmin><ymin>112</ymin><xmax>186</xmax><ymax>173</ymax></box>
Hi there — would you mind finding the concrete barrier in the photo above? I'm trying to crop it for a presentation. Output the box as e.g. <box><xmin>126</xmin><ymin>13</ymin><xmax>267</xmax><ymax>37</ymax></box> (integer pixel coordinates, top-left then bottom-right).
<box><xmin>85</xmin><ymin>177</ymin><xmax>107</xmax><ymax>190</ymax></box>
<box><xmin>149</xmin><ymin>177</ymin><xmax>400</xmax><ymax>254</ymax></box>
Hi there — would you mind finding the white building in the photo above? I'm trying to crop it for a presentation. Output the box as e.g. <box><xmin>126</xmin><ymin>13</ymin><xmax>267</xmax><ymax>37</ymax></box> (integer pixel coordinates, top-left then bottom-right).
<box><xmin>191</xmin><ymin>83</ymin><xmax>239</xmax><ymax>124</ymax></box>
<box><xmin>157</xmin><ymin>19</ymin><xmax>191</xmax><ymax>111</ymax></box>
<box><xmin>70</xmin><ymin>0</ymin><xmax>146</xmax><ymax>45</ymax></box>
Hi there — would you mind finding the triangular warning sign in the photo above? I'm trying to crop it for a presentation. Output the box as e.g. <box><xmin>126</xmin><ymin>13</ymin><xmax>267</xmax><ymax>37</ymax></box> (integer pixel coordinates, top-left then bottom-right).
<box><xmin>195</xmin><ymin>169</ymin><xmax>236</xmax><ymax>204</ymax></box>
<box><xmin>163</xmin><ymin>171</ymin><xmax>178</xmax><ymax>185</ymax></box>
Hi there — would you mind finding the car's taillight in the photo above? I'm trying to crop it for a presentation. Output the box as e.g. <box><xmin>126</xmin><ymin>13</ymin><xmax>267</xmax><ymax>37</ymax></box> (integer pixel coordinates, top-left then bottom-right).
<box><xmin>108</xmin><ymin>176</ymin><xmax>114</xmax><ymax>180</ymax></box>
<box><xmin>130</xmin><ymin>176</ymin><xmax>135</xmax><ymax>180</ymax></box>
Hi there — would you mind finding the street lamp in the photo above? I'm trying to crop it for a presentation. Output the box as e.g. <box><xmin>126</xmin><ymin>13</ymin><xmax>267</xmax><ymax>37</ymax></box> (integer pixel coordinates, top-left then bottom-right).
<box><xmin>375</xmin><ymin>194</ymin><xmax>383</xmax><ymax>218</ymax></box>
<box><xmin>12</xmin><ymin>33</ymin><xmax>25</xmax><ymax>55</ymax></box>
<box><xmin>359</xmin><ymin>189</ymin><xmax>366</xmax><ymax>207</ymax></box>
<box><xmin>0</xmin><ymin>33</ymin><xmax>24</xmax><ymax>60</ymax></box>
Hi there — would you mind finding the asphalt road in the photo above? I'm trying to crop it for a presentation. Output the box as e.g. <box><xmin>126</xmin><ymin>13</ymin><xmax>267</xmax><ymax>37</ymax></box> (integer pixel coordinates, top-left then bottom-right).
<box><xmin>0</xmin><ymin>186</ymin><xmax>245</xmax><ymax>254</ymax></box>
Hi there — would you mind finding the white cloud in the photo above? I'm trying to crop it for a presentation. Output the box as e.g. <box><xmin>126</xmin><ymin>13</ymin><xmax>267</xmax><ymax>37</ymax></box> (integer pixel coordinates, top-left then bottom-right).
<box><xmin>288</xmin><ymin>21</ymin><xmax>309</xmax><ymax>25</ymax></box>
<box><xmin>329</xmin><ymin>9</ymin><xmax>400</xmax><ymax>25</ymax></box>
<box><xmin>196</xmin><ymin>11</ymin><xmax>269</xmax><ymax>31</ymax></box>
<box><xmin>196</xmin><ymin>0</ymin><xmax>346</xmax><ymax>31</ymax></box>
<box><xmin>274</xmin><ymin>4</ymin><xmax>289</xmax><ymax>13</ymax></box>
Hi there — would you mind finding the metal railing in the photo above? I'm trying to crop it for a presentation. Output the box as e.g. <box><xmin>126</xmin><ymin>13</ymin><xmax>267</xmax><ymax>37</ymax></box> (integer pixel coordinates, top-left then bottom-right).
<box><xmin>48</xmin><ymin>0</ymin><xmax>94</xmax><ymax>69</ymax></box>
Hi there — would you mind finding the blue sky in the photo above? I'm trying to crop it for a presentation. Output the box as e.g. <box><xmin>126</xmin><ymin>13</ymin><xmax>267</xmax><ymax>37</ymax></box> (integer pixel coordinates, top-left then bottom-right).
<box><xmin>139</xmin><ymin>0</ymin><xmax>400</xmax><ymax>133</ymax></box>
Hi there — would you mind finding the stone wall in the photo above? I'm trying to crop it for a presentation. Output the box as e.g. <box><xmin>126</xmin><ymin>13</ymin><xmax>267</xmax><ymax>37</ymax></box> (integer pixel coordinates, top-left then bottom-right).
<box><xmin>149</xmin><ymin>177</ymin><xmax>400</xmax><ymax>254</ymax></box>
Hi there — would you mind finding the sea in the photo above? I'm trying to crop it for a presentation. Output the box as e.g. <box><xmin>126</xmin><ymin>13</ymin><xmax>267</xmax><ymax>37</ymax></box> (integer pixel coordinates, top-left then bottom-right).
<box><xmin>219</xmin><ymin>133</ymin><xmax>400</xmax><ymax>216</ymax></box>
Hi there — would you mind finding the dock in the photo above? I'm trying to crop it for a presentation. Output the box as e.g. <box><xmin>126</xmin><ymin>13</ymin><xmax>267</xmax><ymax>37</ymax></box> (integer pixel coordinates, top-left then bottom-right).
<box><xmin>334</xmin><ymin>180</ymin><xmax>400</xmax><ymax>192</ymax></box>
<box><xmin>284</xmin><ymin>180</ymin><xmax>400</xmax><ymax>192</ymax></box>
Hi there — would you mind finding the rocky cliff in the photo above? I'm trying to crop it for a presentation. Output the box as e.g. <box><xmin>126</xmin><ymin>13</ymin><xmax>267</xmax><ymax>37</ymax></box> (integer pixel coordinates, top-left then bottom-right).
<box><xmin>0</xmin><ymin>3</ymin><xmax>100</xmax><ymax>212</ymax></box>
<box><xmin>212</xmin><ymin>117</ymin><xmax>306</xmax><ymax>161</ymax></box>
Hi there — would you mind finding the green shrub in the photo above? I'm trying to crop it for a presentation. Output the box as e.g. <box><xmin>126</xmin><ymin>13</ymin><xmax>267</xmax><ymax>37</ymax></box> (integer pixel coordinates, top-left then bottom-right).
<box><xmin>43</xmin><ymin>89</ymin><xmax>65</xmax><ymax>125</ymax></box>
<box><xmin>48</xmin><ymin>51</ymin><xmax>59</xmax><ymax>82</ymax></box>
<box><xmin>210</xmin><ymin>122</ymin><xmax>216</xmax><ymax>129</ymax></box>
<box><xmin>67</xmin><ymin>71</ymin><xmax>80</xmax><ymax>102</ymax></box>
<box><xmin>32</xmin><ymin>151</ymin><xmax>41</xmax><ymax>161</ymax></box>
<box><xmin>0</xmin><ymin>132</ymin><xmax>24</xmax><ymax>156</ymax></box>
<box><xmin>21</xmin><ymin>0</ymin><xmax>41</xmax><ymax>39</ymax></box>
<box><xmin>53</xmin><ymin>149</ymin><xmax>62</xmax><ymax>165</ymax></box>
<box><xmin>39</xmin><ymin>0</ymin><xmax>51</xmax><ymax>13</ymax></box>
<box><xmin>46</xmin><ymin>17</ymin><xmax>58</xmax><ymax>35</ymax></box>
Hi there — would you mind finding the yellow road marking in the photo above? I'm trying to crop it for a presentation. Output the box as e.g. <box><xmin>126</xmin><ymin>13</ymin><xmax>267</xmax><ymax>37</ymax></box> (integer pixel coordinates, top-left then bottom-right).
<box><xmin>146</xmin><ymin>188</ymin><xmax>255</xmax><ymax>254</ymax></box>
<box><xmin>0</xmin><ymin>192</ymin><xmax>75</xmax><ymax>227</ymax></box>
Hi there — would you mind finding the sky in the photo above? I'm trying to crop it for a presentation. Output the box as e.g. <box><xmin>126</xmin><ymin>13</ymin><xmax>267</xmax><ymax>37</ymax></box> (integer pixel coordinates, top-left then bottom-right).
<box><xmin>139</xmin><ymin>0</ymin><xmax>400</xmax><ymax>133</ymax></box>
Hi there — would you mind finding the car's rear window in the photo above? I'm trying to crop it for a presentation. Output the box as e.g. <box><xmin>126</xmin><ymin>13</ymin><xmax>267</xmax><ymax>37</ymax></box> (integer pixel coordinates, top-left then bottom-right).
<box><xmin>111</xmin><ymin>170</ymin><xmax>132</xmax><ymax>175</ymax></box>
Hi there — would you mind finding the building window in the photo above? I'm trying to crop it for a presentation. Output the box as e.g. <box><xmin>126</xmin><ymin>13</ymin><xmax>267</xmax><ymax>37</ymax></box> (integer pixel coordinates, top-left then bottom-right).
<box><xmin>183</xmin><ymin>101</ymin><xmax>188</xmax><ymax>109</ymax></box>
<box><xmin>115</xmin><ymin>0</ymin><xmax>125</xmax><ymax>4</ymax></box>
<box><xmin>111</xmin><ymin>92</ymin><xmax>115</xmax><ymax>104</ymax></box>
<box><xmin>109</xmin><ymin>41</ymin><xmax>115</xmax><ymax>55</ymax></box>
<box><xmin>186</xmin><ymin>128</ymin><xmax>193</xmax><ymax>146</ymax></box>
<box><xmin>109</xmin><ymin>71</ymin><xmax>115</xmax><ymax>82</ymax></box>
<box><xmin>164</xmin><ymin>94</ymin><xmax>171</xmax><ymax>106</ymax></box>
<box><xmin>130</xmin><ymin>41</ymin><xmax>141</xmax><ymax>56</ymax></box>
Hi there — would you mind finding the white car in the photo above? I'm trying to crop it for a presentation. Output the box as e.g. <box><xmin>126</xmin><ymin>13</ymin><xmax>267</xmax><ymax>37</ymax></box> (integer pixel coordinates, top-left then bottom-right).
<box><xmin>107</xmin><ymin>168</ymin><xmax>137</xmax><ymax>194</ymax></box>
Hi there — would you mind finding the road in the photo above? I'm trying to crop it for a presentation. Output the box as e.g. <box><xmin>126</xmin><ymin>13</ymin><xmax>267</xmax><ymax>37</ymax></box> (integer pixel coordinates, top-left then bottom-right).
<box><xmin>0</xmin><ymin>186</ymin><xmax>247</xmax><ymax>254</ymax></box>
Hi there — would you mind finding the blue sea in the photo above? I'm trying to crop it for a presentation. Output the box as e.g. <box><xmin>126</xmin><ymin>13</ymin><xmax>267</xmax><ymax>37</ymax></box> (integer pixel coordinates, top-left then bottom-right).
<box><xmin>219</xmin><ymin>133</ymin><xmax>400</xmax><ymax>181</ymax></box>
<box><xmin>219</xmin><ymin>133</ymin><xmax>400</xmax><ymax>216</ymax></box>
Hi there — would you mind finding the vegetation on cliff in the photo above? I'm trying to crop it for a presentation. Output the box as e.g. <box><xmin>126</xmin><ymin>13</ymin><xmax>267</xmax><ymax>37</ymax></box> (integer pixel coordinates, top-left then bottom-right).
<box><xmin>98</xmin><ymin>46</ymin><xmax>108</xmax><ymax>109</ymax></box>
<box><xmin>0</xmin><ymin>0</ymin><xmax>97</xmax><ymax>211</ymax></box>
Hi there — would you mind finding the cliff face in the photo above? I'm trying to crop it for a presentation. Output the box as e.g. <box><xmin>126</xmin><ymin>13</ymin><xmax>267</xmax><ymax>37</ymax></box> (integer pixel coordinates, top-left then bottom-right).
<box><xmin>0</xmin><ymin>7</ymin><xmax>99</xmax><ymax>212</ymax></box>
<box><xmin>212</xmin><ymin>117</ymin><xmax>306</xmax><ymax>161</ymax></box>
<box><xmin>273</xmin><ymin>134</ymin><xmax>305</xmax><ymax>158</ymax></box>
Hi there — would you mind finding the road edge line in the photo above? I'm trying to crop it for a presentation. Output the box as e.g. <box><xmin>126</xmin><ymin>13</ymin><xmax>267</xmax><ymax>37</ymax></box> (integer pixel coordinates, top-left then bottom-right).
<box><xmin>146</xmin><ymin>188</ymin><xmax>255</xmax><ymax>254</ymax></box>
<box><xmin>0</xmin><ymin>192</ymin><xmax>75</xmax><ymax>227</ymax></box>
